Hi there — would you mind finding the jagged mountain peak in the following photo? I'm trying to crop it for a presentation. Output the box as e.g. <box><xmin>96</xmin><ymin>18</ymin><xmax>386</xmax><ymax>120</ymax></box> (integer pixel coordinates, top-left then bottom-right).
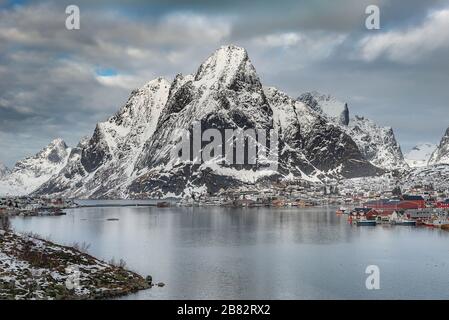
<box><xmin>135</xmin><ymin>47</ymin><xmax>273</xmax><ymax>181</ymax></box>
<box><xmin>15</xmin><ymin>138</ymin><xmax>70</xmax><ymax>169</ymax></box>
<box><xmin>0</xmin><ymin>139</ymin><xmax>71</xmax><ymax>196</ymax></box>
<box><xmin>32</xmin><ymin>138</ymin><xmax>69</xmax><ymax>164</ymax></box>
<box><xmin>194</xmin><ymin>45</ymin><xmax>260</xmax><ymax>90</ymax></box>
<box><xmin>298</xmin><ymin>91</ymin><xmax>349</xmax><ymax>126</ymax></box>
<box><xmin>429</xmin><ymin>126</ymin><xmax>449</xmax><ymax>165</ymax></box>
<box><xmin>348</xmin><ymin>114</ymin><xmax>406</xmax><ymax>170</ymax></box>
<box><xmin>299</xmin><ymin>91</ymin><xmax>406</xmax><ymax>170</ymax></box>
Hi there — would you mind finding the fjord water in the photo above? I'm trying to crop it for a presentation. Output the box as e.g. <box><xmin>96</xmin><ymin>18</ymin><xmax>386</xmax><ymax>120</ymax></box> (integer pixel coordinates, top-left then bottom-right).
<box><xmin>10</xmin><ymin>203</ymin><xmax>449</xmax><ymax>299</ymax></box>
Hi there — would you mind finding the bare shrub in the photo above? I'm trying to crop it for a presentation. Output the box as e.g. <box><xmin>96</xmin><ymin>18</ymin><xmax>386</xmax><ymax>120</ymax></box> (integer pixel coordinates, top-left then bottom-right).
<box><xmin>108</xmin><ymin>257</ymin><xmax>127</xmax><ymax>269</ymax></box>
<box><xmin>71</xmin><ymin>241</ymin><xmax>91</xmax><ymax>253</ymax></box>
<box><xmin>0</xmin><ymin>215</ymin><xmax>11</xmax><ymax>231</ymax></box>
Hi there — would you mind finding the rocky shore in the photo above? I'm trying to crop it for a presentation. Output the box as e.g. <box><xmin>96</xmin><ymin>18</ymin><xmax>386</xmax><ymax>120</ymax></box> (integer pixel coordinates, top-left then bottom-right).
<box><xmin>0</xmin><ymin>230</ymin><xmax>150</xmax><ymax>300</ymax></box>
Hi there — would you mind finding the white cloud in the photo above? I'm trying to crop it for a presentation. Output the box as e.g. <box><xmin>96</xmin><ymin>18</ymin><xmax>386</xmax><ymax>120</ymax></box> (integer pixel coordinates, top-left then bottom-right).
<box><xmin>251</xmin><ymin>31</ymin><xmax>347</xmax><ymax>60</ymax></box>
<box><xmin>96</xmin><ymin>74</ymin><xmax>144</xmax><ymax>90</ymax></box>
<box><xmin>253</xmin><ymin>32</ymin><xmax>302</xmax><ymax>48</ymax></box>
<box><xmin>358</xmin><ymin>9</ymin><xmax>449</xmax><ymax>63</ymax></box>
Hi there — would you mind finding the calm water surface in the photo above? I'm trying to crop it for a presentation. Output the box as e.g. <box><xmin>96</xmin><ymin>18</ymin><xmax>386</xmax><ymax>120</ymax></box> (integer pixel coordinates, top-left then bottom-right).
<box><xmin>10</xmin><ymin>202</ymin><xmax>449</xmax><ymax>299</ymax></box>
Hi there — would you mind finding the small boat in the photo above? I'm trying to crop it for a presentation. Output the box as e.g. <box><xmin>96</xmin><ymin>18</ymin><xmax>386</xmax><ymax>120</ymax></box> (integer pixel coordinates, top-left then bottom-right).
<box><xmin>157</xmin><ymin>202</ymin><xmax>171</xmax><ymax>208</ymax></box>
<box><xmin>432</xmin><ymin>220</ymin><xmax>449</xmax><ymax>228</ymax></box>
<box><xmin>392</xmin><ymin>219</ymin><xmax>416</xmax><ymax>226</ymax></box>
<box><xmin>424</xmin><ymin>220</ymin><xmax>435</xmax><ymax>227</ymax></box>
<box><xmin>336</xmin><ymin>207</ymin><xmax>348</xmax><ymax>215</ymax></box>
<box><xmin>356</xmin><ymin>220</ymin><xmax>376</xmax><ymax>226</ymax></box>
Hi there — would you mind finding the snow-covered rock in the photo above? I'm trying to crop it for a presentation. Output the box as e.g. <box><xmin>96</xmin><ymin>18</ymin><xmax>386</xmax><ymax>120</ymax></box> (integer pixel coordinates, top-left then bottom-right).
<box><xmin>405</xmin><ymin>143</ymin><xmax>437</xmax><ymax>168</ymax></box>
<box><xmin>298</xmin><ymin>91</ymin><xmax>349</xmax><ymax>126</ymax></box>
<box><xmin>0</xmin><ymin>139</ymin><xmax>70</xmax><ymax>196</ymax></box>
<box><xmin>429</xmin><ymin>126</ymin><xmax>449</xmax><ymax>165</ymax></box>
<box><xmin>298</xmin><ymin>92</ymin><xmax>407</xmax><ymax>170</ymax></box>
<box><xmin>348</xmin><ymin>116</ymin><xmax>406</xmax><ymax>170</ymax></box>
<box><xmin>265</xmin><ymin>87</ymin><xmax>380</xmax><ymax>180</ymax></box>
<box><xmin>35</xmin><ymin>78</ymin><xmax>170</xmax><ymax>199</ymax></box>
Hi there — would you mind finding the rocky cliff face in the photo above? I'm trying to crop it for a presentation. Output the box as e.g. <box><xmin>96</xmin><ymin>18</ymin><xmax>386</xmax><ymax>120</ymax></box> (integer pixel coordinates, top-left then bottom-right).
<box><xmin>298</xmin><ymin>92</ymin><xmax>407</xmax><ymax>171</ymax></box>
<box><xmin>31</xmin><ymin>45</ymin><xmax>385</xmax><ymax>199</ymax></box>
<box><xmin>0</xmin><ymin>139</ymin><xmax>70</xmax><ymax>196</ymax></box>
<box><xmin>266</xmin><ymin>88</ymin><xmax>380</xmax><ymax>180</ymax></box>
<box><xmin>429</xmin><ymin>126</ymin><xmax>449</xmax><ymax>165</ymax></box>
<box><xmin>348</xmin><ymin>116</ymin><xmax>406</xmax><ymax>170</ymax></box>
<box><xmin>298</xmin><ymin>92</ymin><xmax>349</xmax><ymax>126</ymax></box>
<box><xmin>35</xmin><ymin>78</ymin><xmax>170</xmax><ymax>199</ymax></box>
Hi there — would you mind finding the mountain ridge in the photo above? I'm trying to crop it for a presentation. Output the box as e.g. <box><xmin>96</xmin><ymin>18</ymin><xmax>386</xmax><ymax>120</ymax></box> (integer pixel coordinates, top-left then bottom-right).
<box><xmin>2</xmin><ymin>45</ymin><xmax>427</xmax><ymax>199</ymax></box>
<box><xmin>0</xmin><ymin>139</ymin><xmax>71</xmax><ymax>196</ymax></box>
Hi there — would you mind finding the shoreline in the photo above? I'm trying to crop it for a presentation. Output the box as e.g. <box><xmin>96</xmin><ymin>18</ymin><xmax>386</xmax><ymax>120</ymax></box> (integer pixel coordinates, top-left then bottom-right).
<box><xmin>0</xmin><ymin>230</ymin><xmax>151</xmax><ymax>300</ymax></box>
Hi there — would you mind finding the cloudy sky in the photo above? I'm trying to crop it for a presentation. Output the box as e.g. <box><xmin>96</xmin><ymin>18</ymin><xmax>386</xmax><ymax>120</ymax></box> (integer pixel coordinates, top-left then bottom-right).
<box><xmin>1</xmin><ymin>0</ymin><xmax>449</xmax><ymax>167</ymax></box>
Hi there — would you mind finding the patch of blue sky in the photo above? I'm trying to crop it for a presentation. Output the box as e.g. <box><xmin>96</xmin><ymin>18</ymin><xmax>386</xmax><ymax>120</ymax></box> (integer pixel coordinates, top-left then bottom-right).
<box><xmin>95</xmin><ymin>67</ymin><xmax>118</xmax><ymax>77</ymax></box>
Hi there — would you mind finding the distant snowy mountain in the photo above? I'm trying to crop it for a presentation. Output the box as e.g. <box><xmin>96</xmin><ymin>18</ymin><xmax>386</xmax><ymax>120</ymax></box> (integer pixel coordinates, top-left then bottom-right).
<box><xmin>298</xmin><ymin>92</ymin><xmax>407</xmax><ymax>170</ymax></box>
<box><xmin>33</xmin><ymin>45</ymin><xmax>381</xmax><ymax>199</ymax></box>
<box><xmin>0</xmin><ymin>139</ymin><xmax>71</xmax><ymax>196</ymax></box>
<box><xmin>403</xmin><ymin>128</ymin><xmax>449</xmax><ymax>190</ymax></box>
<box><xmin>298</xmin><ymin>92</ymin><xmax>349</xmax><ymax>126</ymax></box>
<box><xmin>405</xmin><ymin>143</ymin><xmax>437</xmax><ymax>168</ymax></box>
<box><xmin>429</xmin><ymin>126</ymin><xmax>449</xmax><ymax>165</ymax></box>
<box><xmin>0</xmin><ymin>162</ymin><xmax>10</xmax><ymax>179</ymax></box>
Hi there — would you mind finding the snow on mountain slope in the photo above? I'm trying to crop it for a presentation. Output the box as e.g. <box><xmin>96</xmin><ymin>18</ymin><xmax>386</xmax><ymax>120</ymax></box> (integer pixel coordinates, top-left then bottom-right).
<box><xmin>348</xmin><ymin>116</ymin><xmax>406</xmax><ymax>170</ymax></box>
<box><xmin>265</xmin><ymin>87</ymin><xmax>380</xmax><ymax>180</ymax></box>
<box><xmin>128</xmin><ymin>46</ymin><xmax>381</xmax><ymax>198</ymax></box>
<box><xmin>298</xmin><ymin>92</ymin><xmax>407</xmax><ymax>170</ymax></box>
<box><xmin>28</xmin><ymin>46</ymin><xmax>383</xmax><ymax>198</ymax></box>
<box><xmin>0</xmin><ymin>139</ymin><xmax>70</xmax><ymax>196</ymax></box>
<box><xmin>402</xmin><ymin>164</ymin><xmax>449</xmax><ymax>190</ymax></box>
<box><xmin>34</xmin><ymin>45</ymin><xmax>383</xmax><ymax>199</ymax></box>
<box><xmin>129</xmin><ymin>45</ymin><xmax>276</xmax><ymax>197</ymax></box>
<box><xmin>405</xmin><ymin>143</ymin><xmax>437</xmax><ymax>167</ymax></box>
<box><xmin>34</xmin><ymin>78</ymin><xmax>170</xmax><ymax>199</ymax></box>
<box><xmin>429</xmin><ymin>126</ymin><xmax>449</xmax><ymax>165</ymax></box>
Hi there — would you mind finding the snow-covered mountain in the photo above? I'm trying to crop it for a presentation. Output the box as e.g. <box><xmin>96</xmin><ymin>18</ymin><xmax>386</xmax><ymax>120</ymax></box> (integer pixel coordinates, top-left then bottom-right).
<box><xmin>35</xmin><ymin>78</ymin><xmax>170</xmax><ymax>199</ymax></box>
<box><xmin>34</xmin><ymin>45</ymin><xmax>381</xmax><ymax>199</ymax></box>
<box><xmin>402</xmin><ymin>128</ymin><xmax>449</xmax><ymax>190</ymax></box>
<box><xmin>298</xmin><ymin>92</ymin><xmax>407</xmax><ymax>170</ymax></box>
<box><xmin>0</xmin><ymin>162</ymin><xmax>10</xmax><ymax>179</ymax></box>
<box><xmin>0</xmin><ymin>139</ymin><xmax>71</xmax><ymax>196</ymax></box>
<box><xmin>405</xmin><ymin>143</ymin><xmax>437</xmax><ymax>168</ymax></box>
<box><xmin>348</xmin><ymin>116</ymin><xmax>407</xmax><ymax>170</ymax></box>
<box><xmin>429</xmin><ymin>126</ymin><xmax>449</xmax><ymax>165</ymax></box>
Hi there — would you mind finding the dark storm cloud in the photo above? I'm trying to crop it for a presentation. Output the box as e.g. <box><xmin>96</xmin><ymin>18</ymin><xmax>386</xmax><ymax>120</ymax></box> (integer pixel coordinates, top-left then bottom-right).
<box><xmin>0</xmin><ymin>0</ymin><xmax>449</xmax><ymax>166</ymax></box>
